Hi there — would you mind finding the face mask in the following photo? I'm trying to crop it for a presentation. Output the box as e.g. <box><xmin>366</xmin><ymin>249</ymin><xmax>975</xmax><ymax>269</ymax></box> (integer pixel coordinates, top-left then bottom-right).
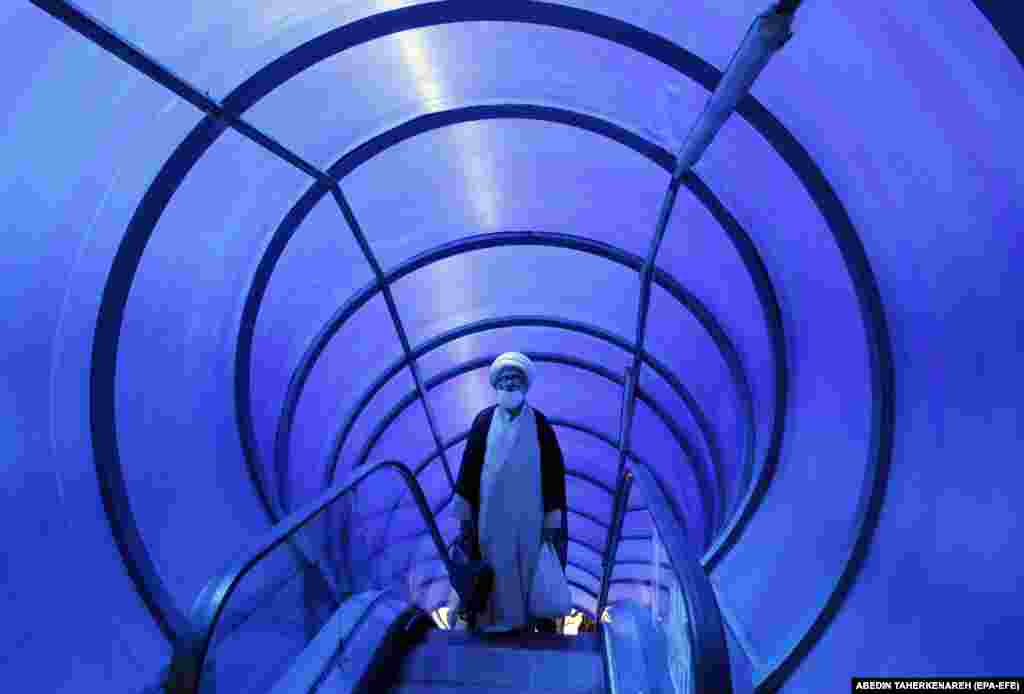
<box><xmin>497</xmin><ymin>389</ymin><xmax>525</xmax><ymax>410</ymax></box>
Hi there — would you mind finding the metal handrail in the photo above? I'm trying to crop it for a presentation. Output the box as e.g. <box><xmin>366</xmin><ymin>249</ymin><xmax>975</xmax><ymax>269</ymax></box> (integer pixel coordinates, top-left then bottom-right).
<box><xmin>166</xmin><ymin>460</ymin><xmax>451</xmax><ymax>694</ymax></box>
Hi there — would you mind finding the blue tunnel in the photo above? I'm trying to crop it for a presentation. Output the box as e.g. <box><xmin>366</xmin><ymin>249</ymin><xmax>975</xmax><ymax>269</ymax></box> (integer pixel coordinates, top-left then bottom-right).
<box><xmin>2</xmin><ymin>1</ymin><xmax>1022</xmax><ymax>692</ymax></box>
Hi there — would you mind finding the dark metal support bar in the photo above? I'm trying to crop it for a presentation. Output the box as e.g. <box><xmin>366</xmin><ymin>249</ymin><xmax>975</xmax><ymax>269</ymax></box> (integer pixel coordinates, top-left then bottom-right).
<box><xmin>325</xmin><ymin>320</ymin><xmax>713</xmax><ymax>536</ymax></box>
<box><xmin>596</xmin><ymin>471</ymin><xmax>634</xmax><ymax>617</ymax></box>
<box><xmin>568</xmin><ymin>580</ymin><xmax>599</xmax><ymax>603</ymax></box>
<box><xmin>324</xmin><ymin>187</ymin><xmax>455</xmax><ymax>493</ymax></box>
<box><xmin>42</xmin><ymin>7</ymin><xmax>889</xmax><ymax>692</ymax></box>
<box><xmin>258</xmin><ymin>115</ymin><xmax>769</xmax><ymax>530</ymax></box>
<box><xmin>616</xmin><ymin>1</ymin><xmax>798</xmax><ymax>496</ymax></box>
<box><xmin>613</xmin><ymin>179</ymin><xmax>680</xmax><ymax>489</ymax></box>
<box><xmin>29</xmin><ymin>0</ymin><xmax>458</xmax><ymax>518</ymax></box>
<box><xmin>348</xmin><ymin>351</ymin><xmax>708</xmax><ymax>528</ymax></box>
<box><xmin>569</xmin><ymin>505</ymin><xmax>619</xmax><ymax>531</ymax></box>
<box><xmin>613</xmin><ymin>365</ymin><xmax>640</xmax><ymax>515</ymax></box>
<box><xmin>569</xmin><ymin>537</ymin><xmax>612</xmax><ymax>563</ymax></box>
<box><xmin>306</xmin><ymin>301</ymin><xmax>722</xmax><ymax>516</ymax></box>
<box><xmin>31</xmin><ymin>0</ymin><xmax>457</xmax><ymax>516</ymax></box>
<box><xmin>323</xmin><ymin>356</ymin><xmax>671</xmax><ymax>573</ymax></box>
<box><xmin>269</xmin><ymin>172</ymin><xmax>755</xmax><ymax>532</ymax></box>
<box><xmin>671</xmin><ymin>6</ymin><xmax>796</xmax><ymax>177</ymax></box>
<box><xmin>352</xmin><ymin>354</ymin><xmax>704</xmax><ymax>472</ymax></box>
<box><xmin>349</xmin><ymin>417</ymin><xmax>655</xmax><ymax>580</ymax></box>
<box><xmin>29</xmin><ymin>0</ymin><xmax>333</xmax><ymax>186</ymax></box>
<box><xmin>271</xmin><ymin>178</ymin><xmax>457</xmax><ymax>512</ymax></box>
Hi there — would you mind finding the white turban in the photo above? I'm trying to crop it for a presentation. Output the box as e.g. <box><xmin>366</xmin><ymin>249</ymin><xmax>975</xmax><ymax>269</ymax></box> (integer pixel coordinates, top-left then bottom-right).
<box><xmin>489</xmin><ymin>352</ymin><xmax>535</xmax><ymax>388</ymax></box>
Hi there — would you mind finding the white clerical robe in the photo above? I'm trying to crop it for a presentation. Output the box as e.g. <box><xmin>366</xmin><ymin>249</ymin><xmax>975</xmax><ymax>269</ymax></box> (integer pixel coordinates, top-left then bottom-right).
<box><xmin>448</xmin><ymin>405</ymin><xmax>560</xmax><ymax>631</ymax></box>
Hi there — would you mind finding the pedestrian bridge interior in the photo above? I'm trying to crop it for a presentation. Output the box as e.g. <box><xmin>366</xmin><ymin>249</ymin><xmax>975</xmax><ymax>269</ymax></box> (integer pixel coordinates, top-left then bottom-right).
<box><xmin>3</xmin><ymin>1</ymin><xmax>1022</xmax><ymax>692</ymax></box>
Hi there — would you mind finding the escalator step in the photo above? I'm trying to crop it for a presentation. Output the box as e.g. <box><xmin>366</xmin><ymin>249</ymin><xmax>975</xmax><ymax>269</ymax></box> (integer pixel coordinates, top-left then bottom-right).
<box><xmin>397</xmin><ymin>634</ymin><xmax>604</xmax><ymax>692</ymax></box>
<box><xmin>391</xmin><ymin>684</ymin><xmax>606</xmax><ymax>694</ymax></box>
<box><xmin>433</xmin><ymin>630</ymin><xmax>601</xmax><ymax>652</ymax></box>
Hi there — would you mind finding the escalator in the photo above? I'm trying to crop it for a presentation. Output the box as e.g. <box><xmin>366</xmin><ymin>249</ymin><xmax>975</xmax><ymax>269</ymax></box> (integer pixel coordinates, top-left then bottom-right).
<box><xmin>166</xmin><ymin>461</ymin><xmax>731</xmax><ymax>694</ymax></box>
<box><xmin>392</xmin><ymin>630</ymin><xmax>606</xmax><ymax>694</ymax></box>
<box><xmin>269</xmin><ymin>595</ymin><xmax>608</xmax><ymax>694</ymax></box>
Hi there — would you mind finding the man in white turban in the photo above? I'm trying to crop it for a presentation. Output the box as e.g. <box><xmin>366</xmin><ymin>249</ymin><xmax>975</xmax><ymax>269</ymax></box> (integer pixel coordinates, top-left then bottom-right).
<box><xmin>449</xmin><ymin>352</ymin><xmax>568</xmax><ymax>634</ymax></box>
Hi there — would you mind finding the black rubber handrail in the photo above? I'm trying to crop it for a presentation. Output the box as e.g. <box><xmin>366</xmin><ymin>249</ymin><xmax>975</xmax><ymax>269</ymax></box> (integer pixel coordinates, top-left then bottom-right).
<box><xmin>166</xmin><ymin>460</ymin><xmax>451</xmax><ymax>694</ymax></box>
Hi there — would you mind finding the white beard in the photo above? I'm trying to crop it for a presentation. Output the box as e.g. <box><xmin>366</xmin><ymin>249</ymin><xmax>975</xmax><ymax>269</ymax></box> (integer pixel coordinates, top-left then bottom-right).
<box><xmin>496</xmin><ymin>390</ymin><xmax>525</xmax><ymax>410</ymax></box>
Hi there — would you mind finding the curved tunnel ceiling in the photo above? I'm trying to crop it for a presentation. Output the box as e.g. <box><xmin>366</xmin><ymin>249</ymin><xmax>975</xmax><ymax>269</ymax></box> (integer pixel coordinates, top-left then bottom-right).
<box><xmin>11</xmin><ymin>0</ymin><xmax>1022</xmax><ymax>690</ymax></box>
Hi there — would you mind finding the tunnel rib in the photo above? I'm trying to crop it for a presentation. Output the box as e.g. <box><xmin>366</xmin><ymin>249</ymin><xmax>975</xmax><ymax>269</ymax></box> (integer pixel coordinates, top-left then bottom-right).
<box><xmin>317</xmin><ymin>187</ymin><xmax>457</xmax><ymax>508</ymax></box>
<box><xmin>28</xmin><ymin>0</ymin><xmax>334</xmax><ymax>186</ymax></box>
<box><xmin>49</xmin><ymin>2</ymin><xmax>889</xmax><ymax>684</ymax></box>
<box><xmin>616</xmin><ymin>2</ymin><xmax>796</xmax><ymax>527</ymax></box>
<box><xmin>345</xmin><ymin>349</ymin><xmax>712</xmax><ymax>536</ymax></box>
<box><xmin>302</xmin><ymin>234</ymin><xmax>738</xmax><ymax>530</ymax></box>
<box><xmin>221</xmin><ymin>7</ymin><xmax>788</xmax><ymax>563</ymax></box>
<box><xmin>251</xmin><ymin>108</ymin><xmax>773</xmax><ymax>560</ymax></box>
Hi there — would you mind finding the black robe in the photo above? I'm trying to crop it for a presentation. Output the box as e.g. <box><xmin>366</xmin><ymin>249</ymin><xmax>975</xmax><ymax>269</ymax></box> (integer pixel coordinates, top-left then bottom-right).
<box><xmin>454</xmin><ymin>405</ymin><xmax>567</xmax><ymax>566</ymax></box>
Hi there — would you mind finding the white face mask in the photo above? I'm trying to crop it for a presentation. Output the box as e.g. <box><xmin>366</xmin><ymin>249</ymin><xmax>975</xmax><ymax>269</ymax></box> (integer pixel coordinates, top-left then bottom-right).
<box><xmin>496</xmin><ymin>389</ymin><xmax>525</xmax><ymax>410</ymax></box>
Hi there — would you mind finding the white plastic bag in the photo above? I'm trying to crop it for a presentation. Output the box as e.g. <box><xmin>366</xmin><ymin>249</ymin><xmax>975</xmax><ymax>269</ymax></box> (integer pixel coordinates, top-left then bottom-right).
<box><xmin>529</xmin><ymin>541</ymin><xmax>572</xmax><ymax>619</ymax></box>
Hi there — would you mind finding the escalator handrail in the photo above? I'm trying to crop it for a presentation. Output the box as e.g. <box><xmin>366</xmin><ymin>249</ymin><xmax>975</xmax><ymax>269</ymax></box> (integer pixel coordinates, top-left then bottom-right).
<box><xmin>167</xmin><ymin>459</ymin><xmax>451</xmax><ymax>694</ymax></box>
<box><xmin>628</xmin><ymin>461</ymin><xmax>733</xmax><ymax>694</ymax></box>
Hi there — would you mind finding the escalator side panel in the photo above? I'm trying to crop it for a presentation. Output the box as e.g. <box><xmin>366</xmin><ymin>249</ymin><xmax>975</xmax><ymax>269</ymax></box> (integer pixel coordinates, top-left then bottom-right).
<box><xmin>309</xmin><ymin>600</ymin><xmax>412</xmax><ymax>693</ymax></box>
<box><xmin>397</xmin><ymin>630</ymin><xmax>605</xmax><ymax>693</ymax></box>
<box><xmin>353</xmin><ymin>610</ymin><xmax>433</xmax><ymax>693</ymax></box>
<box><xmin>268</xmin><ymin>590</ymin><xmax>399</xmax><ymax>694</ymax></box>
<box><xmin>602</xmin><ymin>600</ymin><xmax>676</xmax><ymax>694</ymax></box>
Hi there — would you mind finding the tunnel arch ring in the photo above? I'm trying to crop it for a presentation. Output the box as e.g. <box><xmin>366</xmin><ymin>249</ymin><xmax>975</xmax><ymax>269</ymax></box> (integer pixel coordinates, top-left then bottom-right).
<box><xmin>260</xmin><ymin>113</ymin><xmax>767</xmax><ymax>537</ymax></box>
<box><xmin>345</xmin><ymin>349</ymin><xmax>703</xmax><ymax>493</ymax></box>
<box><xmin>240</xmin><ymin>104</ymin><xmax>787</xmax><ymax>582</ymax></box>
<box><xmin>218</xmin><ymin>34</ymin><xmax>874</xmax><ymax>693</ymax></box>
<box><xmin>338</xmin><ymin>349</ymin><xmax>709</xmax><ymax>539</ymax></box>
<box><xmin>320</xmin><ymin>318</ymin><xmax>721</xmax><ymax>536</ymax></box>
<box><xmin>250</xmin><ymin>118</ymin><xmax>765</xmax><ymax>632</ymax></box>
<box><xmin>94</xmin><ymin>7</ymin><xmax>800</xmax><ymax>640</ymax></box>
<box><xmin>334</xmin><ymin>413</ymin><xmax>676</xmax><ymax>604</ymax></box>
<box><xmin>251</xmin><ymin>118</ymin><xmax>770</xmax><ymax>618</ymax></box>
<box><xmin>90</xmin><ymin>4</ymin><xmax>892</xmax><ymax>684</ymax></box>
